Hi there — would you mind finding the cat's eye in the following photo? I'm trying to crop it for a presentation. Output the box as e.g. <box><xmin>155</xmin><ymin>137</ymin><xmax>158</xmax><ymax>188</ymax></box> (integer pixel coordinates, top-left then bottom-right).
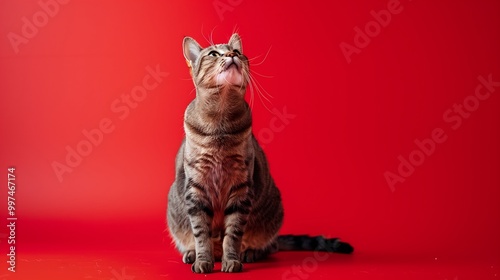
<box><xmin>208</xmin><ymin>50</ymin><xmax>220</xmax><ymax>57</ymax></box>
<box><xmin>233</xmin><ymin>49</ymin><xmax>241</xmax><ymax>55</ymax></box>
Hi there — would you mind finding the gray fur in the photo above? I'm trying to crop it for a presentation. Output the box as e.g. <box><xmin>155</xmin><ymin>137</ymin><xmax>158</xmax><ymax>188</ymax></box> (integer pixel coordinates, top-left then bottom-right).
<box><xmin>167</xmin><ymin>33</ymin><xmax>284</xmax><ymax>273</ymax></box>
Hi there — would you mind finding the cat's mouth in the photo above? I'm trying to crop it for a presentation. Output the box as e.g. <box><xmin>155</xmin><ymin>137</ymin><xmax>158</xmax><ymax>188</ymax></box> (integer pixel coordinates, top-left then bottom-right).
<box><xmin>215</xmin><ymin>57</ymin><xmax>245</xmax><ymax>86</ymax></box>
<box><xmin>222</xmin><ymin>59</ymin><xmax>241</xmax><ymax>72</ymax></box>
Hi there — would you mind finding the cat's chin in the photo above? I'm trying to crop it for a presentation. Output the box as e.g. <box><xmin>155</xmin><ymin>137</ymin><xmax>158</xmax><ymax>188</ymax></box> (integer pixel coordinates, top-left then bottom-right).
<box><xmin>215</xmin><ymin>66</ymin><xmax>245</xmax><ymax>86</ymax></box>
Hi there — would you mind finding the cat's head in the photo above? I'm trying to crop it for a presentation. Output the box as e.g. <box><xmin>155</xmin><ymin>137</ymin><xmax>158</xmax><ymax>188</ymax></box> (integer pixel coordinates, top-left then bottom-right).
<box><xmin>183</xmin><ymin>33</ymin><xmax>249</xmax><ymax>91</ymax></box>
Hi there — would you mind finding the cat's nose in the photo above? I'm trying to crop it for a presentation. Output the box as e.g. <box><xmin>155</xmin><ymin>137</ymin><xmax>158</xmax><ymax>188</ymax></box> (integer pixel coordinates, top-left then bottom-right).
<box><xmin>225</xmin><ymin>52</ymin><xmax>236</xmax><ymax>58</ymax></box>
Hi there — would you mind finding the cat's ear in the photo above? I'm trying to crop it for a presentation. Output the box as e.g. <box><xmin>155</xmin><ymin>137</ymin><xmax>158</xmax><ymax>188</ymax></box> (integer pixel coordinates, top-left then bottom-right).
<box><xmin>183</xmin><ymin>37</ymin><xmax>202</xmax><ymax>65</ymax></box>
<box><xmin>228</xmin><ymin>33</ymin><xmax>242</xmax><ymax>53</ymax></box>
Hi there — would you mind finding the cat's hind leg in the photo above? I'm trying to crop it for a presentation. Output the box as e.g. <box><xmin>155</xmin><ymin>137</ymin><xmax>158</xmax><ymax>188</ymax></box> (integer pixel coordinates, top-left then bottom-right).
<box><xmin>241</xmin><ymin>241</ymin><xmax>278</xmax><ymax>263</ymax></box>
<box><xmin>170</xmin><ymin>228</ymin><xmax>196</xmax><ymax>264</ymax></box>
<box><xmin>182</xmin><ymin>250</ymin><xmax>196</xmax><ymax>264</ymax></box>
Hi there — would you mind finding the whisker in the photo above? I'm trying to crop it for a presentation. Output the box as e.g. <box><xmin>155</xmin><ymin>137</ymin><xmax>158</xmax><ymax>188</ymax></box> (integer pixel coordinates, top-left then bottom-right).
<box><xmin>238</xmin><ymin>75</ymin><xmax>245</xmax><ymax>92</ymax></box>
<box><xmin>247</xmin><ymin>74</ymin><xmax>274</xmax><ymax>113</ymax></box>
<box><xmin>247</xmin><ymin>46</ymin><xmax>272</xmax><ymax>66</ymax></box>
<box><xmin>250</xmin><ymin>75</ymin><xmax>274</xmax><ymax>100</ymax></box>
<box><xmin>200</xmin><ymin>25</ymin><xmax>217</xmax><ymax>47</ymax></box>
<box><xmin>200</xmin><ymin>24</ymin><xmax>210</xmax><ymax>46</ymax></box>
<box><xmin>247</xmin><ymin>77</ymin><xmax>255</xmax><ymax>111</ymax></box>
<box><xmin>209</xmin><ymin>27</ymin><xmax>217</xmax><ymax>46</ymax></box>
<box><xmin>255</xmin><ymin>87</ymin><xmax>273</xmax><ymax>113</ymax></box>
<box><xmin>250</xmin><ymin>69</ymin><xmax>274</xmax><ymax>79</ymax></box>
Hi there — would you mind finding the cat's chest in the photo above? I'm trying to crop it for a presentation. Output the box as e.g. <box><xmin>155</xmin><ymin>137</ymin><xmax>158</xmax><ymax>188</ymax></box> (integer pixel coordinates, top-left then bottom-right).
<box><xmin>189</xmin><ymin>151</ymin><xmax>249</xmax><ymax>219</ymax></box>
<box><xmin>189</xmin><ymin>151</ymin><xmax>248</xmax><ymax>187</ymax></box>
<box><xmin>200</xmin><ymin>151</ymin><xmax>246</xmax><ymax>180</ymax></box>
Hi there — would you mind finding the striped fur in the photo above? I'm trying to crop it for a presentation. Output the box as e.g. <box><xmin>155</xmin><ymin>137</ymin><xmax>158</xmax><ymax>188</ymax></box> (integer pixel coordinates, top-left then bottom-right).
<box><xmin>167</xmin><ymin>34</ymin><xmax>352</xmax><ymax>274</ymax></box>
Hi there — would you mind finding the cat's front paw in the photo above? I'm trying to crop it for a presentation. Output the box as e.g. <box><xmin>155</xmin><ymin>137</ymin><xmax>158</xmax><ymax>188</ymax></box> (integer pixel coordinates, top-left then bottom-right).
<box><xmin>191</xmin><ymin>260</ymin><xmax>214</xmax><ymax>273</ymax></box>
<box><xmin>222</xmin><ymin>259</ymin><xmax>243</xmax><ymax>273</ymax></box>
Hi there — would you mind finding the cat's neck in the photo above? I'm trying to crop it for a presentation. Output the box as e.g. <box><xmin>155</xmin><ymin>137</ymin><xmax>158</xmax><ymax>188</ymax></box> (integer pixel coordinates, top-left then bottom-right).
<box><xmin>195</xmin><ymin>86</ymin><xmax>248</xmax><ymax>117</ymax></box>
<box><xmin>185</xmin><ymin>86</ymin><xmax>251</xmax><ymax>135</ymax></box>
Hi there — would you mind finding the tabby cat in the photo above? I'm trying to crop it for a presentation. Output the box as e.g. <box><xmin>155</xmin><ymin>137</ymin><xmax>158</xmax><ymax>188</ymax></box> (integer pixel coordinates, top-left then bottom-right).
<box><xmin>167</xmin><ymin>33</ymin><xmax>353</xmax><ymax>273</ymax></box>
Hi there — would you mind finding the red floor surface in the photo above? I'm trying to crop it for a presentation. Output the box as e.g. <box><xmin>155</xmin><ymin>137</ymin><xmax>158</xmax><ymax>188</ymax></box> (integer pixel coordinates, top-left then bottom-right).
<box><xmin>5</xmin><ymin>250</ymin><xmax>500</xmax><ymax>279</ymax></box>
<box><xmin>1</xmin><ymin>0</ymin><xmax>500</xmax><ymax>279</ymax></box>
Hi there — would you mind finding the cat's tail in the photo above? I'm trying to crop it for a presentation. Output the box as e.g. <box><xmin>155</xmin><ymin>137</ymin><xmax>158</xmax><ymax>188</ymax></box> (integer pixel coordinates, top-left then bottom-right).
<box><xmin>277</xmin><ymin>235</ymin><xmax>354</xmax><ymax>254</ymax></box>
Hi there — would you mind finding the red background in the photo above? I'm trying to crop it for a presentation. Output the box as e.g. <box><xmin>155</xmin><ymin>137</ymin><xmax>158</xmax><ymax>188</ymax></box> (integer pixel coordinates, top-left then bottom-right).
<box><xmin>1</xmin><ymin>0</ymin><xmax>499</xmax><ymax>279</ymax></box>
